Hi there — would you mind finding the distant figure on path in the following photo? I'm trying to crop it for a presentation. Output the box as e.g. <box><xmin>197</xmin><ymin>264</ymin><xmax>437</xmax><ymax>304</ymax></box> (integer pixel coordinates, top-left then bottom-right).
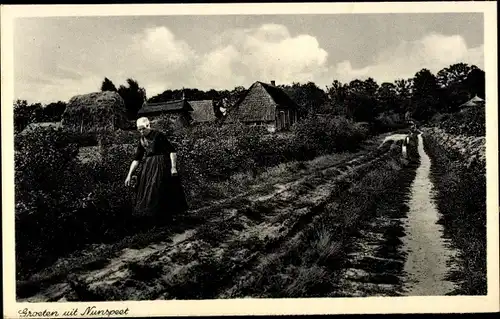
<box><xmin>402</xmin><ymin>134</ymin><xmax>410</xmax><ymax>159</ymax></box>
<box><xmin>125</xmin><ymin>117</ymin><xmax>188</xmax><ymax>230</ymax></box>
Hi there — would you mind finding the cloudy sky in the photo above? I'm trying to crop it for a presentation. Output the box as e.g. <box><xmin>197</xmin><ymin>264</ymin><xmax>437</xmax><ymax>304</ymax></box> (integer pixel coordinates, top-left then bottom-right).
<box><xmin>13</xmin><ymin>13</ymin><xmax>484</xmax><ymax>104</ymax></box>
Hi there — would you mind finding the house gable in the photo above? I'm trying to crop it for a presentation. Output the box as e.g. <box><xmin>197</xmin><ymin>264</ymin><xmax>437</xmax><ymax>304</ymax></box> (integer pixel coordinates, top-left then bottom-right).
<box><xmin>226</xmin><ymin>81</ymin><xmax>298</xmax><ymax>123</ymax></box>
<box><xmin>258</xmin><ymin>82</ymin><xmax>299</xmax><ymax>110</ymax></box>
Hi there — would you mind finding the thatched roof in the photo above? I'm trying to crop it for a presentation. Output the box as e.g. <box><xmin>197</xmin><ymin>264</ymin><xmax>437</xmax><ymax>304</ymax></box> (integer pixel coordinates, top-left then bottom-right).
<box><xmin>19</xmin><ymin>121</ymin><xmax>62</xmax><ymax>136</ymax></box>
<box><xmin>61</xmin><ymin>91</ymin><xmax>128</xmax><ymax>133</ymax></box>
<box><xmin>225</xmin><ymin>81</ymin><xmax>298</xmax><ymax>123</ymax></box>
<box><xmin>190</xmin><ymin>100</ymin><xmax>217</xmax><ymax>123</ymax></box>
<box><xmin>460</xmin><ymin>95</ymin><xmax>485</xmax><ymax>108</ymax></box>
<box><xmin>138</xmin><ymin>100</ymin><xmax>193</xmax><ymax>116</ymax></box>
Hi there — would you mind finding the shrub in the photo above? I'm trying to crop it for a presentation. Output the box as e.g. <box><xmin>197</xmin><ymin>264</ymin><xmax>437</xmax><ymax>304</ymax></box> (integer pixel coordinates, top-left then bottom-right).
<box><xmin>291</xmin><ymin>114</ymin><xmax>368</xmax><ymax>157</ymax></box>
<box><xmin>372</xmin><ymin>112</ymin><xmax>407</xmax><ymax>133</ymax></box>
<box><xmin>108</xmin><ymin>129</ymin><xmax>140</xmax><ymax>145</ymax></box>
<box><xmin>15</xmin><ymin>128</ymin><xmax>91</xmax><ymax>277</ymax></box>
<box><xmin>436</xmin><ymin>107</ymin><xmax>485</xmax><ymax>137</ymax></box>
<box><xmin>15</xmin><ymin>128</ymin><xmax>140</xmax><ymax>278</ymax></box>
<box><xmin>423</xmin><ymin>135</ymin><xmax>486</xmax><ymax>294</ymax></box>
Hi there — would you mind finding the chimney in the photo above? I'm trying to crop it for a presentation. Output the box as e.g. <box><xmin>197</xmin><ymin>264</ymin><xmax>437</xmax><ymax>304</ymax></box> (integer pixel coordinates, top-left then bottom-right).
<box><xmin>270</xmin><ymin>80</ymin><xmax>276</xmax><ymax>86</ymax></box>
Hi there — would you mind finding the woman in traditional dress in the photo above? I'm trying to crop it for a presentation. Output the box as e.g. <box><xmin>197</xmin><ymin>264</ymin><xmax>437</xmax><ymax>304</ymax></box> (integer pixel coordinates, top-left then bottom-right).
<box><xmin>125</xmin><ymin>117</ymin><xmax>188</xmax><ymax>230</ymax></box>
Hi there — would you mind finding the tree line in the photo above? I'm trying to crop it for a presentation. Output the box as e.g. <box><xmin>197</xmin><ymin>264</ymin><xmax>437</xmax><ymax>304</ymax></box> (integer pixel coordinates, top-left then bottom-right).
<box><xmin>14</xmin><ymin>62</ymin><xmax>485</xmax><ymax>133</ymax></box>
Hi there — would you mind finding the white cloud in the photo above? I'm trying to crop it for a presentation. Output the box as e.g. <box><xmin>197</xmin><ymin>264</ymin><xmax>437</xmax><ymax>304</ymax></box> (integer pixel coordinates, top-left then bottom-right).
<box><xmin>134</xmin><ymin>27</ymin><xmax>197</xmax><ymax>68</ymax></box>
<box><xmin>127</xmin><ymin>24</ymin><xmax>330</xmax><ymax>93</ymax></box>
<box><xmin>14</xmin><ymin>26</ymin><xmax>484</xmax><ymax>104</ymax></box>
<box><xmin>194</xmin><ymin>45</ymin><xmax>245</xmax><ymax>88</ymax></box>
<box><xmin>333</xmin><ymin>33</ymin><xmax>484</xmax><ymax>84</ymax></box>
<box><xmin>195</xmin><ymin>24</ymin><xmax>329</xmax><ymax>88</ymax></box>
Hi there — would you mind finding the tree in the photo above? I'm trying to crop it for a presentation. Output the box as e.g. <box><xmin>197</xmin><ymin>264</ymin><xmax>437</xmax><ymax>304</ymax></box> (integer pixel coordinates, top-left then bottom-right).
<box><xmin>436</xmin><ymin>63</ymin><xmax>480</xmax><ymax>112</ymax></box>
<box><xmin>363</xmin><ymin>77</ymin><xmax>379</xmax><ymax>96</ymax></box>
<box><xmin>411</xmin><ymin>68</ymin><xmax>440</xmax><ymax>121</ymax></box>
<box><xmin>101</xmin><ymin>77</ymin><xmax>118</xmax><ymax>92</ymax></box>
<box><xmin>281</xmin><ymin>82</ymin><xmax>329</xmax><ymax>117</ymax></box>
<box><xmin>436</xmin><ymin>63</ymin><xmax>475</xmax><ymax>88</ymax></box>
<box><xmin>226</xmin><ymin>86</ymin><xmax>246</xmax><ymax>107</ymax></box>
<box><xmin>30</xmin><ymin>101</ymin><xmax>67</xmax><ymax>123</ymax></box>
<box><xmin>14</xmin><ymin>100</ymin><xmax>41</xmax><ymax>133</ymax></box>
<box><xmin>326</xmin><ymin>80</ymin><xmax>349</xmax><ymax>116</ymax></box>
<box><xmin>394</xmin><ymin>78</ymin><xmax>413</xmax><ymax>114</ymax></box>
<box><xmin>464</xmin><ymin>67</ymin><xmax>485</xmax><ymax>99</ymax></box>
<box><xmin>377</xmin><ymin>82</ymin><xmax>399</xmax><ymax>114</ymax></box>
<box><xmin>342</xmin><ymin>78</ymin><xmax>380</xmax><ymax>122</ymax></box>
<box><xmin>43</xmin><ymin>101</ymin><xmax>67</xmax><ymax>122</ymax></box>
<box><xmin>117</xmin><ymin>78</ymin><xmax>147</xmax><ymax>120</ymax></box>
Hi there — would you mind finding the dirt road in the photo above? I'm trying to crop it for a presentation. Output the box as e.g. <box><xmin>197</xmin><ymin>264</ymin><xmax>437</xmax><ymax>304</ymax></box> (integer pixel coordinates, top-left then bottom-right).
<box><xmin>333</xmin><ymin>133</ymin><xmax>461</xmax><ymax>297</ymax></box>
<box><xmin>17</xmin><ymin>132</ymin><xmax>463</xmax><ymax>301</ymax></box>
<box><xmin>18</xmin><ymin>133</ymin><xmax>399</xmax><ymax>301</ymax></box>
<box><xmin>400</xmin><ymin>134</ymin><xmax>458</xmax><ymax>295</ymax></box>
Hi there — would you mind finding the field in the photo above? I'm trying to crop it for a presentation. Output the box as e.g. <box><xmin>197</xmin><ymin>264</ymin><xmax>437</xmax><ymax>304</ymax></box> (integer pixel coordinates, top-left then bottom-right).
<box><xmin>14</xmin><ymin>108</ymin><xmax>487</xmax><ymax>301</ymax></box>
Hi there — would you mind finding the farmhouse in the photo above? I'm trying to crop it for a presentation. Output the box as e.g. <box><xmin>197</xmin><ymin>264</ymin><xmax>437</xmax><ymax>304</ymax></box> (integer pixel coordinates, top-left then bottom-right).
<box><xmin>138</xmin><ymin>97</ymin><xmax>225</xmax><ymax>126</ymax></box>
<box><xmin>224</xmin><ymin>81</ymin><xmax>299</xmax><ymax>132</ymax></box>
<box><xmin>138</xmin><ymin>99</ymin><xmax>194</xmax><ymax>127</ymax></box>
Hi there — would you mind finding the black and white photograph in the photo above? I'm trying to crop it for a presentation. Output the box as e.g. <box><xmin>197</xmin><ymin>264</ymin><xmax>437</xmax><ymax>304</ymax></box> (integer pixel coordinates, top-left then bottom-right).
<box><xmin>2</xmin><ymin>2</ymin><xmax>499</xmax><ymax>317</ymax></box>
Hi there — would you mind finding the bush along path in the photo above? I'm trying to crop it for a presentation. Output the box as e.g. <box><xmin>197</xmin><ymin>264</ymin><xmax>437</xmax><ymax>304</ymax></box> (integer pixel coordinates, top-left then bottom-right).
<box><xmin>421</xmin><ymin>131</ymin><xmax>487</xmax><ymax>295</ymax></box>
<box><xmin>18</xmin><ymin>131</ymin><xmax>473</xmax><ymax>301</ymax></box>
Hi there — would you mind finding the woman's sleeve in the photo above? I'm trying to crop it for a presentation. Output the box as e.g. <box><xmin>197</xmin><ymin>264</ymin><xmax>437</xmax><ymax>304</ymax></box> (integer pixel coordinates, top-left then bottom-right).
<box><xmin>134</xmin><ymin>141</ymin><xmax>145</xmax><ymax>161</ymax></box>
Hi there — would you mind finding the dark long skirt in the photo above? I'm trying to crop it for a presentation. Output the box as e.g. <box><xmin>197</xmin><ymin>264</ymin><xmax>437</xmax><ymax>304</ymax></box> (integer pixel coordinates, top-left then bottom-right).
<box><xmin>134</xmin><ymin>155</ymin><xmax>188</xmax><ymax>225</ymax></box>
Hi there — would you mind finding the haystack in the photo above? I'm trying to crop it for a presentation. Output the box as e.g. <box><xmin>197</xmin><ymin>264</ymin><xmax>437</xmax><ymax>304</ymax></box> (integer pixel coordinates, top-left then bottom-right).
<box><xmin>61</xmin><ymin>91</ymin><xmax>129</xmax><ymax>134</ymax></box>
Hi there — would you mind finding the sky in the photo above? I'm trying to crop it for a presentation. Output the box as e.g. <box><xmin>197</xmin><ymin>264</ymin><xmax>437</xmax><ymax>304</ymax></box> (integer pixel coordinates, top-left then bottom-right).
<box><xmin>13</xmin><ymin>13</ymin><xmax>484</xmax><ymax>104</ymax></box>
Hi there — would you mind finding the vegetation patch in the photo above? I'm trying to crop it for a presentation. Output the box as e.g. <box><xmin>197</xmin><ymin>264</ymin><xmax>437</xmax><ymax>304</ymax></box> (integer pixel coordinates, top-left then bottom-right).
<box><xmin>423</xmin><ymin>134</ymin><xmax>486</xmax><ymax>295</ymax></box>
<box><xmin>221</xmin><ymin>141</ymin><xmax>417</xmax><ymax>298</ymax></box>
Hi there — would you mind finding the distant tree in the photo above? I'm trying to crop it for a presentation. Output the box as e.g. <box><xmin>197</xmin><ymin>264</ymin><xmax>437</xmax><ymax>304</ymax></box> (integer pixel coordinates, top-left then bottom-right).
<box><xmin>100</xmin><ymin>77</ymin><xmax>118</xmax><ymax>92</ymax></box>
<box><xmin>464</xmin><ymin>67</ymin><xmax>485</xmax><ymax>99</ymax></box>
<box><xmin>148</xmin><ymin>87</ymin><xmax>222</xmax><ymax>103</ymax></box>
<box><xmin>30</xmin><ymin>101</ymin><xmax>67</xmax><ymax>123</ymax></box>
<box><xmin>30</xmin><ymin>103</ymin><xmax>46</xmax><ymax>122</ymax></box>
<box><xmin>325</xmin><ymin>80</ymin><xmax>349</xmax><ymax>116</ymax></box>
<box><xmin>363</xmin><ymin>77</ymin><xmax>379</xmax><ymax>96</ymax></box>
<box><xmin>342</xmin><ymin>78</ymin><xmax>380</xmax><ymax>122</ymax></box>
<box><xmin>14</xmin><ymin>100</ymin><xmax>39</xmax><ymax>133</ymax></box>
<box><xmin>205</xmin><ymin>89</ymin><xmax>222</xmax><ymax>101</ymax></box>
<box><xmin>377</xmin><ymin>82</ymin><xmax>399</xmax><ymax>114</ymax></box>
<box><xmin>394</xmin><ymin>78</ymin><xmax>413</xmax><ymax>114</ymax></box>
<box><xmin>436</xmin><ymin>63</ymin><xmax>480</xmax><ymax>112</ymax></box>
<box><xmin>411</xmin><ymin>68</ymin><xmax>440</xmax><ymax>121</ymax></box>
<box><xmin>148</xmin><ymin>90</ymin><xmax>176</xmax><ymax>103</ymax></box>
<box><xmin>436</xmin><ymin>63</ymin><xmax>475</xmax><ymax>88</ymax></box>
<box><xmin>327</xmin><ymin>80</ymin><xmax>347</xmax><ymax>104</ymax></box>
<box><xmin>43</xmin><ymin>101</ymin><xmax>67</xmax><ymax>122</ymax></box>
<box><xmin>280</xmin><ymin>82</ymin><xmax>328</xmax><ymax>117</ymax></box>
<box><xmin>117</xmin><ymin>78</ymin><xmax>147</xmax><ymax>120</ymax></box>
<box><xmin>225</xmin><ymin>86</ymin><xmax>247</xmax><ymax>108</ymax></box>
